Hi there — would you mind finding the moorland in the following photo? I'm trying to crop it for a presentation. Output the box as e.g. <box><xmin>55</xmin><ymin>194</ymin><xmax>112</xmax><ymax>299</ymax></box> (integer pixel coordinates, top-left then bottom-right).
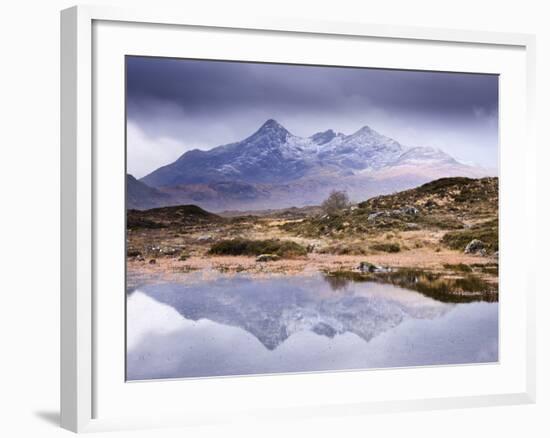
<box><xmin>127</xmin><ymin>176</ymin><xmax>498</xmax><ymax>302</ymax></box>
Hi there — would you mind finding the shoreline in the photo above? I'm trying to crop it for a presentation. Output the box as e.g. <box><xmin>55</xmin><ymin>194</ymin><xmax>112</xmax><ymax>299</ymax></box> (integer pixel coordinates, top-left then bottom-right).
<box><xmin>127</xmin><ymin>250</ymin><xmax>499</xmax><ymax>295</ymax></box>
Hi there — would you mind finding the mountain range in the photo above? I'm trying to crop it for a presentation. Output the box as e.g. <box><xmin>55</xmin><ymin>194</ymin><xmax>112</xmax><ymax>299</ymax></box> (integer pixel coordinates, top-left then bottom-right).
<box><xmin>128</xmin><ymin>119</ymin><xmax>493</xmax><ymax>211</ymax></box>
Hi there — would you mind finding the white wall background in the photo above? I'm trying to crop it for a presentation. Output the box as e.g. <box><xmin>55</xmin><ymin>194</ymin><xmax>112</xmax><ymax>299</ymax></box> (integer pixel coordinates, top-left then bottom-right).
<box><xmin>0</xmin><ymin>1</ymin><xmax>547</xmax><ymax>437</ymax></box>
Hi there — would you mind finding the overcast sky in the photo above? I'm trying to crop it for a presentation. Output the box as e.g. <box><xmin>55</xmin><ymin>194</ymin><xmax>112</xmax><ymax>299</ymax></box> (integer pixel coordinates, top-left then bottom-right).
<box><xmin>126</xmin><ymin>56</ymin><xmax>498</xmax><ymax>178</ymax></box>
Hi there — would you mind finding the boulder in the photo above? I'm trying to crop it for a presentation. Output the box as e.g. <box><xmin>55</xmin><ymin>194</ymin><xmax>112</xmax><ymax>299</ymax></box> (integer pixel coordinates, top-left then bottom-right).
<box><xmin>359</xmin><ymin>261</ymin><xmax>377</xmax><ymax>272</ymax></box>
<box><xmin>256</xmin><ymin>254</ymin><xmax>280</xmax><ymax>262</ymax></box>
<box><xmin>464</xmin><ymin>239</ymin><xmax>486</xmax><ymax>254</ymax></box>
<box><xmin>358</xmin><ymin>261</ymin><xmax>392</xmax><ymax>273</ymax></box>
<box><xmin>368</xmin><ymin>207</ymin><xmax>418</xmax><ymax>221</ymax></box>
<box><xmin>401</xmin><ymin>206</ymin><xmax>419</xmax><ymax>215</ymax></box>
<box><xmin>367</xmin><ymin>211</ymin><xmax>388</xmax><ymax>221</ymax></box>
<box><xmin>160</xmin><ymin>247</ymin><xmax>177</xmax><ymax>256</ymax></box>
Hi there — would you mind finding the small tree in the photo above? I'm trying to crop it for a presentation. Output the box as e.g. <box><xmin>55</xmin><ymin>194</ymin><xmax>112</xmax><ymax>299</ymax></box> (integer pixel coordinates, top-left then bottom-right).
<box><xmin>321</xmin><ymin>190</ymin><xmax>350</xmax><ymax>216</ymax></box>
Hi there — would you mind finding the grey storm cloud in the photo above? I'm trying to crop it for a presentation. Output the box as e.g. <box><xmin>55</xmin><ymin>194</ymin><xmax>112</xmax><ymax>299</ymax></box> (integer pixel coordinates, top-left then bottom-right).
<box><xmin>127</xmin><ymin>56</ymin><xmax>497</xmax><ymax>116</ymax></box>
<box><xmin>126</xmin><ymin>56</ymin><xmax>498</xmax><ymax>178</ymax></box>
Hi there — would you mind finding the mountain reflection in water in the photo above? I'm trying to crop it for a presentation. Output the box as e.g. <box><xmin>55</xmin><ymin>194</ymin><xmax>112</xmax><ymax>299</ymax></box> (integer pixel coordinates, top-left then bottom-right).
<box><xmin>126</xmin><ymin>272</ymin><xmax>498</xmax><ymax>380</ymax></box>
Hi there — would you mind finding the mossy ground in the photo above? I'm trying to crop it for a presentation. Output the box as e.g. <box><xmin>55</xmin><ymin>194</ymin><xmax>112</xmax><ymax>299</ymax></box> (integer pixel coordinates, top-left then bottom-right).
<box><xmin>441</xmin><ymin>219</ymin><xmax>498</xmax><ymax>252</ymax></box>
<box><xmin>208</xmin><ymin>238</ymin><xmax>307</xmax><ymax>258</ymax></box>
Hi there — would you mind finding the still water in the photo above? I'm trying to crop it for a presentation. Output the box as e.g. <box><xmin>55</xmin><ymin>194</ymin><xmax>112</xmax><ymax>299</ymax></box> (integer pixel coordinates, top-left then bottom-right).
<box><xmin>126</xmin><ymin>273</ymin><xmax>498</xmax><ymax>380</ymax></box>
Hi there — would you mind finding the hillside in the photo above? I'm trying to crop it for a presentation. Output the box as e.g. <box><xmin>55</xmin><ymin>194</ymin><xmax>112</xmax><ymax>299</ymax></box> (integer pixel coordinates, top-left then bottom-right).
<box><xmin>359</xmin><ymin>176</ymin><xmax>497</xmax><ymax>214</ymax></box>
<box><xmin>282</xmin><ymin>177</ymin><xmax>498</xmax><ymax>253</ymax></box>
<box><xmin>126</xmin><ymin>174</ymin><xmax>173</xmax><ymax>210</ymax></box>
<box><xmin>127</xmin><ymin>204</ymin><xmax>222</xmax><ymax>229</ymax></box>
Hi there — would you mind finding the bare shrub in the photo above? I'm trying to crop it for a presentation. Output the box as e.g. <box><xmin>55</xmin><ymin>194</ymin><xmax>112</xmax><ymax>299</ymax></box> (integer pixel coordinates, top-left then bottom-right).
<box><xmin>321</xmin><ymin>190</ymin><xmax>350</xmax><ymax>216</ymax></box>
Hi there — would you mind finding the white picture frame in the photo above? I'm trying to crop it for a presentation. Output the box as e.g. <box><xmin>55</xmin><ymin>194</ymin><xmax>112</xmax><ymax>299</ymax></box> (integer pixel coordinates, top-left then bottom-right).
<box><xmin>60</xmin><ymin>4</ymin><xmax>537</xmax><ymax>433</ymax></box>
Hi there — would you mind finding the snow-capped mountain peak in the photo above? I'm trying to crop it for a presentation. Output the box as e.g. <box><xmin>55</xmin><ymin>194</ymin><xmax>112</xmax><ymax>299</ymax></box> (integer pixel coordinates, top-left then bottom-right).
<box><xmin>394</xmin><ymin>146</ymin><xmax>458</xmax><ymax>166</ymax></box>
<box><xmin>345</xmin><ymin>125</ymin><xmax>402</xmax><ymax>150</ymax></box>
<box><xmin>247</xmin><ymin>118</ymin><xmax>291</xmax><ymax>145</ymax></box>
<box><xmin>307</xmin><ymin>124</ymin><xmax>405</xmax><ymax>171</ymax></box>
<box><xmin>310</xmin><ymin>129</ymin><xmax>339</xmax><ymax>145</ymax></box>
<box><xmin>140</xmin><ymin>119</ymin><xmax>483</xmax><ymax>200</ymax></box>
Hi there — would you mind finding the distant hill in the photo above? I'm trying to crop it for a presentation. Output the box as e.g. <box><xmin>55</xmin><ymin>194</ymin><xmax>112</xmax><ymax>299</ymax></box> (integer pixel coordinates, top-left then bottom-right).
<box><xmin>218</xmin><ymin>205</ymin><xmax>323</xmax><ymax>219</ymax></box>
<box><xmin>127</xmin><ymin>204</ymin><xmax>222</xmax><ymax>230</ymax></box>
<box><xmin>126</xmin><ymin>174</ymin><xmax>173</xmax><ymax>210</ymax></box>
<box><xmin>132</xmin><ymin>119</ymin><xmax>493</xmax><ymax>211</ymax></box>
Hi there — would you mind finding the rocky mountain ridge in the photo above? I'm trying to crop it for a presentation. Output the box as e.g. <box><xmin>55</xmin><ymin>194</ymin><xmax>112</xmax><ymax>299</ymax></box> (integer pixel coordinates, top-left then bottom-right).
<box><xmin>129</xmin><ymin>119</ymin><xmax>492</xmax><ymax>211</ymax></box>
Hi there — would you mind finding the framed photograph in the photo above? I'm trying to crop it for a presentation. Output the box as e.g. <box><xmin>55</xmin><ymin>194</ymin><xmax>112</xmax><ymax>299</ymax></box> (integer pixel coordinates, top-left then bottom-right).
<box><xmin>61</xmin><ymin>5</ymin><xmax>536</xmax><ymax>433</ymax></box>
